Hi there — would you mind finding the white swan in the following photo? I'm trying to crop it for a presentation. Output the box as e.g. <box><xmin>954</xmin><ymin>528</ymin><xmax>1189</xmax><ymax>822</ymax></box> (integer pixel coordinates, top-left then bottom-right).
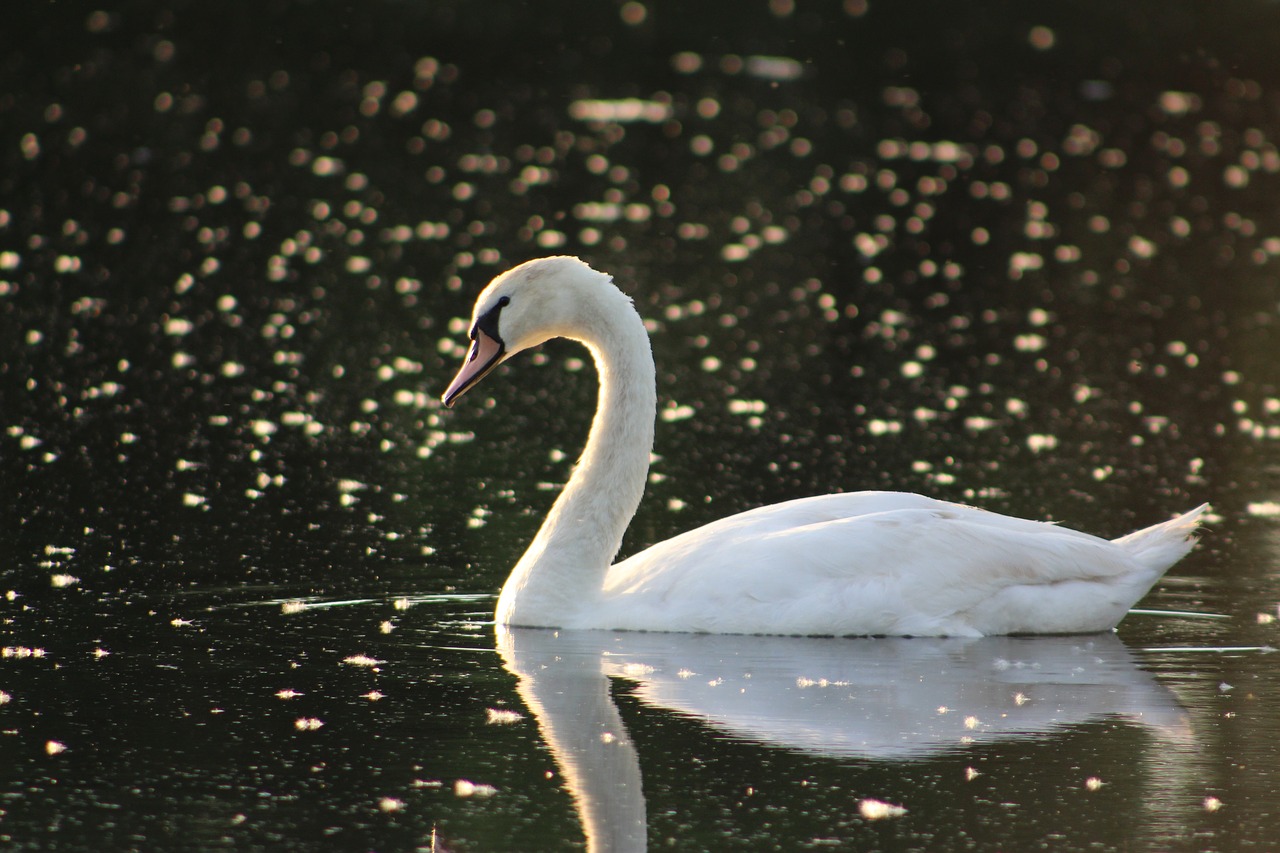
<box><xmin>441</xmin><ymin>256</ymin><xmax>1208</xmax><ymax>636</ymax></box>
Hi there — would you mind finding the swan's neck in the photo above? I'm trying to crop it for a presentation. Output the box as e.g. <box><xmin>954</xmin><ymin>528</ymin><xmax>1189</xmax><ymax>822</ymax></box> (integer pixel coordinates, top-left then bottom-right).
<box><xmin>497</xmin><ymin>294</ymin><xmax>656</xmax><ymax>627</ymax></box>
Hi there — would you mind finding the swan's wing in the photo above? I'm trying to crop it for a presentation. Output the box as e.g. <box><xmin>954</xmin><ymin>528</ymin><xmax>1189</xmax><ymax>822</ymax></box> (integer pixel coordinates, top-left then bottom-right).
<box><xmin>599</xmin><ymin>493</ymin><xmax>1148</xmax><ymax>636</ymax></box>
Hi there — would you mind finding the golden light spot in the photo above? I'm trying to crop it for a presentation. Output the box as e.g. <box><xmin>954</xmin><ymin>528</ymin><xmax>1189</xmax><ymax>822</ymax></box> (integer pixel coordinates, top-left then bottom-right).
<box><xmin>1014</xmin><ymin>334</ymin><xmax>1046</xmax><ymax>352</ymax></box>
<box><xmin>569</xmin><ymin>98</ymin><xmax>670</xmax><ymax>123</ymax></box>
<box><xmin>1098</xmin><ymin>148</ymin><xmax>1127</xmax><ymax>168</ymax></box>
<box><xmin>859</xmin><ymin>798</ymin><xmax>908</xmax><ymax>820</ymax></box>
<box><xmin>1008</xmin><ymin>252</ymin><xmax>1044</xmax><ymax>279</ymax></box>
<box><xmin>1027</xmin><ymin>434</ymin><xmax>1059</xmax><ymax>453</ymax></box>
<box><xmin>1128</xmin><ymin>235</ymin><xmax>1158</xmax><ymax>259</ymax></box>
<box><xmin>536</xmin><ymin>230</ymin><xmax>567</xmax><ymax>248</ymax></box>
<box><xmin>620</xmin><ymin>1</ymin><xmax>647</xmax><ymax>25</ymax></box>
<box><xmin>672</xmin><ymin>52</ymin><xmax>702</xmax><ymax>73</ymax></box>
<box><xmin>454</xmin><ymin>779</ymin><xmax>498</xmax><ymax>798</ymax></box>
<box><xmin>1158</xmin><ymin>91</ymin><xmax>1201</xmax><ymax>116</ymax></box>
<box><xmin>1028</xmin><ymin>26</ymin><xmax>1055</xmax><ymax>50</ymax></box>
<box><xmin>486</xmin><ymin>708</ymin><xmax>524</xmax><ymax>725</ymax></box>
<box><xmin>343</xmin><ymin>654</ymin><xmax>385</xmax><ymax>667</ymax></box>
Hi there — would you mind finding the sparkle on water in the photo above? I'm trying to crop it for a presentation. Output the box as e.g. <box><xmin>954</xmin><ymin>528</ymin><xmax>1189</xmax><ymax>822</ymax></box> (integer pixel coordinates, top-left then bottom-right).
<box><xmin>3</xmin><ymin>1</ymin><xmax>1280</xmax><ymax>850</ymax></box>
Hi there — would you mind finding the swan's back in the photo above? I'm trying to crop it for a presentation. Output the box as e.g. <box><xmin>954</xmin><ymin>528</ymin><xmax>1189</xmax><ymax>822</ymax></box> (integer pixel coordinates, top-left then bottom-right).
<box><xmin>588</xmin><ymin>494</ymin><xmax>1208</xmax><ymax>637</ymax></box>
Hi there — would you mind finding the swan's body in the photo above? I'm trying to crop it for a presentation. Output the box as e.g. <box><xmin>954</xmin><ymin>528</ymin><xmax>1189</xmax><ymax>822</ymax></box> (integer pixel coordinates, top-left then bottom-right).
<box><xmin>442</xmin><ymin>256</ymin><xmax>1207</xmax><ymax>637</ymax></box>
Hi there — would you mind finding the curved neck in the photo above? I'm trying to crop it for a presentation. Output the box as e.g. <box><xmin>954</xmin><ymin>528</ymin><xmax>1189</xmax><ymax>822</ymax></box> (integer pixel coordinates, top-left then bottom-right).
<box><xmin>497</xmin><ymin>292</ymin><xmax>656</xmax><ymax>627</ymax></box>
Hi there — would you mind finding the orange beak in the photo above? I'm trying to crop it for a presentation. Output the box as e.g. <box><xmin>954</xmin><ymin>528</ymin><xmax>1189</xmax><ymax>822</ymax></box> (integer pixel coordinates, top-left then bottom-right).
<box><xmin>441</xmin><ymin>326</ymin><xmax>504</xmax><ymax>407</ymax></box>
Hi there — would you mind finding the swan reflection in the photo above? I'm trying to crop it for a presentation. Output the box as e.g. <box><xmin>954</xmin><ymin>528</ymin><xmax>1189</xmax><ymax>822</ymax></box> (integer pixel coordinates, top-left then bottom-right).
<box><xmin>498</xmin><ymin>627</ymin><xmax>1188</xmax><ymax>852</ymax></box>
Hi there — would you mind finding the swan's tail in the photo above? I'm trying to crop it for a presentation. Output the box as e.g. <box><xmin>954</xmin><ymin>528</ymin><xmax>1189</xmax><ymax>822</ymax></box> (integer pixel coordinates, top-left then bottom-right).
<box><xmin>1112</xmin><ymin>503</ymin><xmax>1211</xmax><ymax>572</ymax></box>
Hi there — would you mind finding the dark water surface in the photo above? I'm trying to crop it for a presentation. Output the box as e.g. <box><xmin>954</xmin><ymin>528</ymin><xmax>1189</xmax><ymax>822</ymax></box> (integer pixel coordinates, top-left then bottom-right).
<box><xmin>3</xmin><ymin>1</ymin><xmax>1280</xmax><ymax>850</ymax></box>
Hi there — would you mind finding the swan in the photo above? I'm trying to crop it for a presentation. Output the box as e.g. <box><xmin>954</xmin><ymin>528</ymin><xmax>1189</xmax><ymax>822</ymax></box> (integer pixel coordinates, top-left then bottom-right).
<box><xmin>441</xmin><ymin>256</ymin><xmax>1208</xmax><ymax>636</ymax></box>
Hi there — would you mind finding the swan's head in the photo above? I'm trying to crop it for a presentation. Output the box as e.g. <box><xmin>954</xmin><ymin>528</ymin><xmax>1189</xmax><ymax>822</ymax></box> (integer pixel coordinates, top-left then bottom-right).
<box><xmin>441</xmin><ymin>256</ymin><xmax>615</xmax><ymax>407</ymax></box>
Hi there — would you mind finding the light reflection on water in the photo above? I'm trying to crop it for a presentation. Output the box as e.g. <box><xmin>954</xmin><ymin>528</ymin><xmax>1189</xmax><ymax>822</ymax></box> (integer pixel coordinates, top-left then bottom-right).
<box><xmin>5</xmin><ymin>588</ymin><xmax>1278</xmax><ymax>851</ymax></box>
<box><xmin>3</xmin><ymin>0</ymin><xmax>1280</xmax><ymax>849</ymax></box>
<box><xmin>497</xmin><ymin>625</ymin><xmax>1224</xmax><ymax>852</ymax></box>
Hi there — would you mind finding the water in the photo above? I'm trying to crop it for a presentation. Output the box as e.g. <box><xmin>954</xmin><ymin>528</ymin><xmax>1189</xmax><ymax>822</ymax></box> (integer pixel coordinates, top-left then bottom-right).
<box><xmin>3</xmin><ymin>1</ymin><xmax>1280</xmax><ymax>849</ymax></box>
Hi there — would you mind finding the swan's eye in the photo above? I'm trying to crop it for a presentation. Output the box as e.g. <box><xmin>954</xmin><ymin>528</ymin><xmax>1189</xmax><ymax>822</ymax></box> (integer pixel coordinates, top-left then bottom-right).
<box><xmin>472</xmin><ymin>295</ymin><xmax>511</xmax><ymax>345</ymax></box>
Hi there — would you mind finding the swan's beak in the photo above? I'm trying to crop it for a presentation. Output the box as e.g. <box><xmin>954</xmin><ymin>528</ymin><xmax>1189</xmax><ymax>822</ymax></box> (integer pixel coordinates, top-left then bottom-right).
<box><xmin>442</xmin><ymin>327</ymin><xmax>505</xmax><ymax>407</ymax></box>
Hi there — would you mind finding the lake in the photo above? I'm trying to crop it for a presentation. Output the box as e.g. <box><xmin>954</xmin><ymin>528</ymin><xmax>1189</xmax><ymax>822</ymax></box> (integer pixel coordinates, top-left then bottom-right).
<box><xmin>3</xmin><ymin>1</ymin><xmax>1280</xmax><ymax>849</ymax></box>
